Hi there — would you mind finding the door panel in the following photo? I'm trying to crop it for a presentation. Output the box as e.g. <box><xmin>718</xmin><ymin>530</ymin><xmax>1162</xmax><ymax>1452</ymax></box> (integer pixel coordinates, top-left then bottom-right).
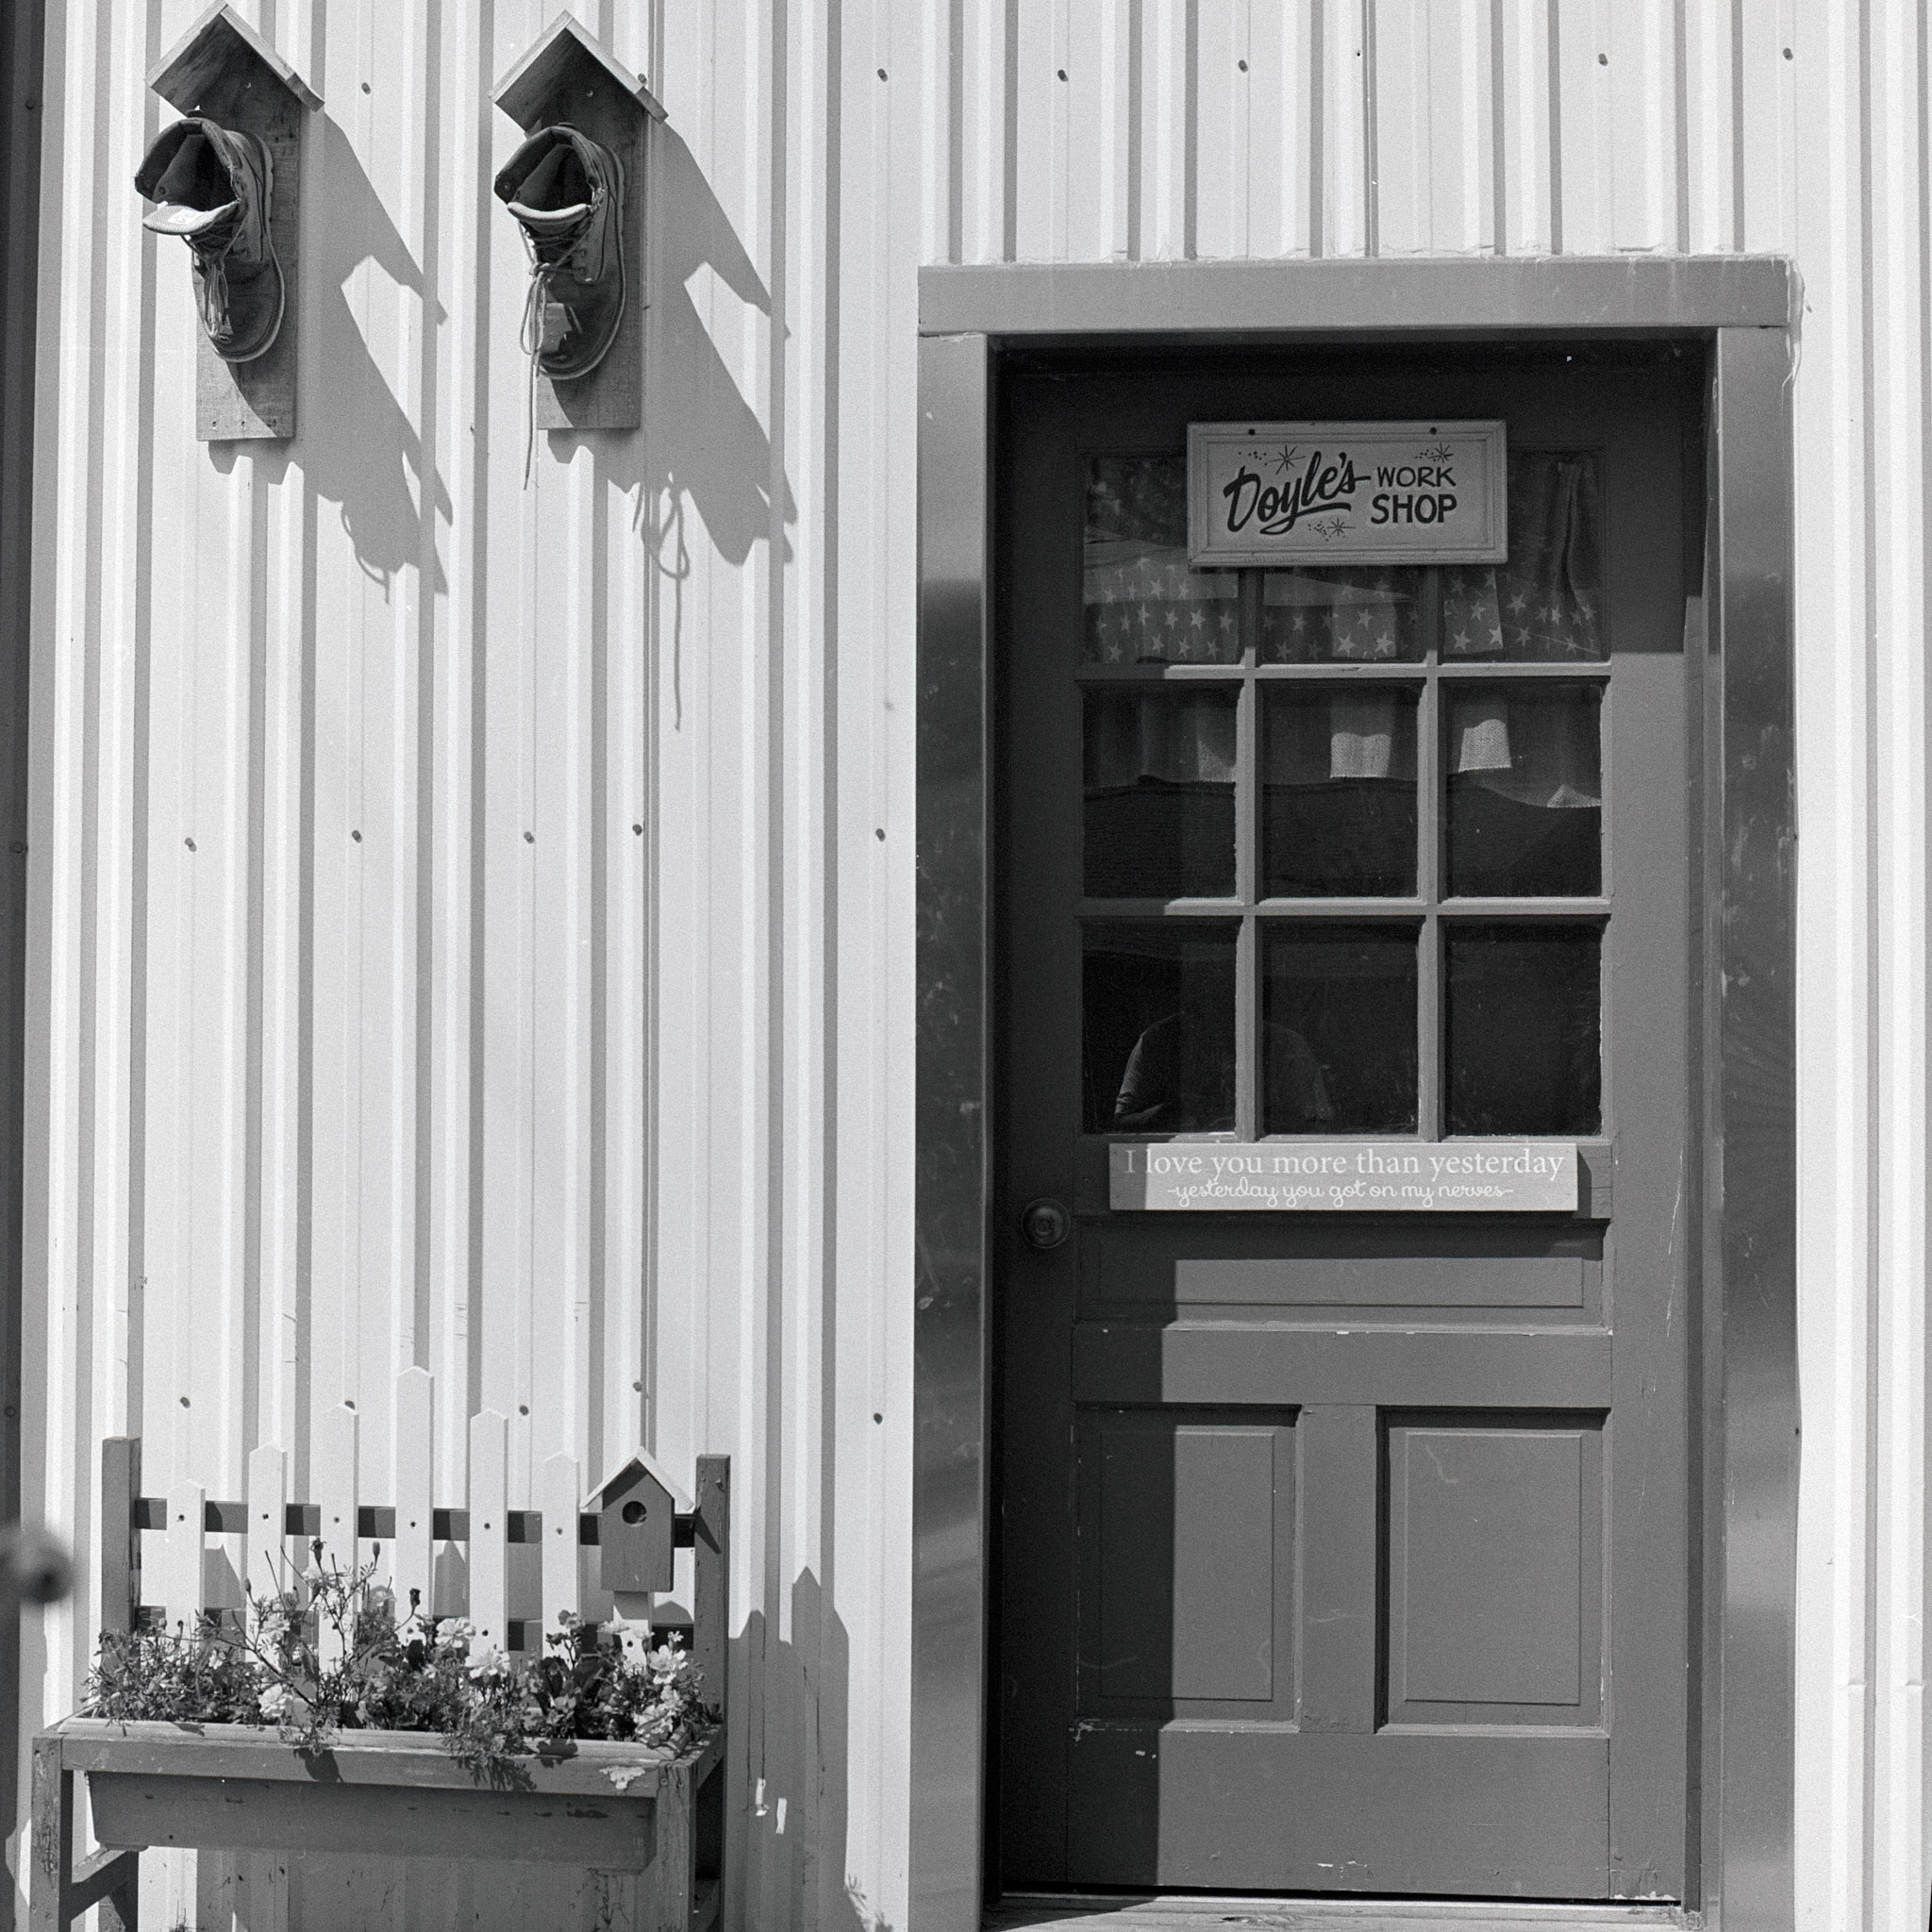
<box><xmin>995</xmin><ymin>350</ymin><xmax>1695</xmax><ymax>1900</ymax></box>
<box><xmin>1082</xmin><ymin>1412</ymin><xmax>1296</xmax><ymax>1713</ymax></box>
<box><xmin>1385</xmin><ymin>1418</ymin><xmax>1603</xmax><ymax>1724</ymax></box>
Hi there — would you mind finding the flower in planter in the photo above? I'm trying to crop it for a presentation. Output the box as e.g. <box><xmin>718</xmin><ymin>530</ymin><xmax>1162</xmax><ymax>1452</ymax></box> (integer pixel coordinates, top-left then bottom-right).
<box><xmin>82</xmin><ymin>1553</ymin><xmax>717</xmax><ymax>1786</ymax></box>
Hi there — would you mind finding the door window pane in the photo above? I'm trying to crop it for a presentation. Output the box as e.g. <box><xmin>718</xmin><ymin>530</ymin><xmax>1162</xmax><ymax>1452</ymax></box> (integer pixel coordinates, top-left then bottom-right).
<box><xmin>1447</xmin><ymin>686</ymin><xmax>1602</xmax><ymax>897</ymax></box>
<box><xmin>1263</xmin><ymin>687</ymin><xmax>1419</xmax><ymax>897</ymax></box>
<box><xmin>1084</xmin><ymin>923</ymin><xmax>1239</xmax><ymax>1134</ymax></box>
<box><xmin>1441</xmin><ymin>451</ymin><xmax>1604</xmax><ymax>662</ymax></box>
<box><xmin>1086</xmin><ymin>456</ymin><xmax>1241</xmax><ymax>664</ymax></box>
<box><xmin>1262</xmin><ymin>924</ymin><xmax>1419</xmax><ymax>1134</ymax></box>
<box><xmin>1085</xmin><ymin>689</ymin><xmax>1238</xmax><ymax>897</ymax></box>
<box><xmin>1261</xmin><ymin>568</ymin><xmax>1424</xmax><ymax>661</ymax></box>
<box><xmin>1445</xmin><ymin>924</ymin><xmax>1602</xmax><ymax>1135</ymax></box>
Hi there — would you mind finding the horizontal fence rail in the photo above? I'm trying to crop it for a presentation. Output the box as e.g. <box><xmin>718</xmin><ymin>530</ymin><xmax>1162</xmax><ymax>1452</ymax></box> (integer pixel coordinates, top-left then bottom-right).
<box><xmin>99</xmin><ymin>1368</ymin><xmax>728</xmax><ymax>1693</ymax></box>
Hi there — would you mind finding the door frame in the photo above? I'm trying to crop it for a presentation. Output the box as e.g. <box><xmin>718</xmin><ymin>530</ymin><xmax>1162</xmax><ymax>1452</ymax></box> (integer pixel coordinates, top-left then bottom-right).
<box><xmin>912</xmin><ymin>258</ymin><xmax>1797</xmax><ymax>1932</ymax></box>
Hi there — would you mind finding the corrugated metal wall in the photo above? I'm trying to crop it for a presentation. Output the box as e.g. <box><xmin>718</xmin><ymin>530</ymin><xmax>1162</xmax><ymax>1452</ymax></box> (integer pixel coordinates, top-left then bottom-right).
<box><xmin>13</xmin><ymin>2</ymin><xmax>1924</xmax><ymax>1928</ymax></box>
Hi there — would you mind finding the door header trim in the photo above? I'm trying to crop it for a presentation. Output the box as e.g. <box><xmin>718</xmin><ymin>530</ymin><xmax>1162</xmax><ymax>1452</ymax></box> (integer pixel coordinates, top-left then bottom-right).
<box><xmin>920</xmin><ymin>256</ymin><xmax>1795</xmax><ymax>339</ymax></box>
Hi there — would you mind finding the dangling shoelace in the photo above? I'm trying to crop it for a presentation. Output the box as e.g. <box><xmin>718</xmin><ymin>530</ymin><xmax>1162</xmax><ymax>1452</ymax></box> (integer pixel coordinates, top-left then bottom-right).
<box><xmin>519</xmin><ymin>255</ymin><xmax>562</xmax><ymax>484</ymax></box>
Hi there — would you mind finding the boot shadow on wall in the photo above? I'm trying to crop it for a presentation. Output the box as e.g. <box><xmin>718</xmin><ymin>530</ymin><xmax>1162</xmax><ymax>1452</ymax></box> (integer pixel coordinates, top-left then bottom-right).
<box><xmin>215</xmin><ymin>113</ymin><xmax>451</xmax><ymax>593</ymax></box>
<box><xmin>546</xmin><ymin>124</ymin><xmax>796</xmax><ymax>571</ymax></box>
<box><xmin>733</xmin><ymin>1572</ymin><xmax>891</xmax><ymax>1932</ymax></box>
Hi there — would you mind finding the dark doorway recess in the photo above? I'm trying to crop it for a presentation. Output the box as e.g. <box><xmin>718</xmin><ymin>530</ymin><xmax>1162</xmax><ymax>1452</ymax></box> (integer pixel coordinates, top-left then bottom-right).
<box><xmin>989</xmin><ymin>342</ymin><xmax>1707</xmax><ymax>1902</ymax></box>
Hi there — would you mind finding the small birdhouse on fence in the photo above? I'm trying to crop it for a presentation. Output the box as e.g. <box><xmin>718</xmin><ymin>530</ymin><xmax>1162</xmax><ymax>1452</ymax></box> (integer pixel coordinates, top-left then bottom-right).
<box><xmin>585</xmin><ymin>1448</ymin><xmax>691</xmax><ymax>1597</ymax></box>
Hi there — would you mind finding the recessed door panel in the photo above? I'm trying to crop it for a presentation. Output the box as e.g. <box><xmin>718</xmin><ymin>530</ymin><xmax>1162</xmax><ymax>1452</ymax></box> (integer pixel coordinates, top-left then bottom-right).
<box><xmin>1385</xmin><ymin>1417</ymin><xmax>1604</xmax><ymax>1725</ymax></box>
<box><xmin>1081</xmin><ymin>1411</ymin><xmax>1295</xmax><ymax>1711</ymax></box>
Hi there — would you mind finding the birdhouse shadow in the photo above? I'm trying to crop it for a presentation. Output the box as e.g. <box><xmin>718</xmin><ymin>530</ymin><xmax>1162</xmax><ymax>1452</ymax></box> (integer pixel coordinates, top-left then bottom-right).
<box><xmin>218</xmin><ymin>112</ymin><xmax>451</xmax><ymax>594</ymax></box>
<box><xmin>544</xmin><ymin>123</ymin><xmax>795</xmax><ymax>578</ymax></box>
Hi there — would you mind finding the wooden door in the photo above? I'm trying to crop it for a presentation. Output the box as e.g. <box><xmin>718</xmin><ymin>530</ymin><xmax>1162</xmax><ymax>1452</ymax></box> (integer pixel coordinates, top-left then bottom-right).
<box><xmin>994</xmin><ymin>350</ymin><xmax>1696</xmax><ymax>1899</ymax></box>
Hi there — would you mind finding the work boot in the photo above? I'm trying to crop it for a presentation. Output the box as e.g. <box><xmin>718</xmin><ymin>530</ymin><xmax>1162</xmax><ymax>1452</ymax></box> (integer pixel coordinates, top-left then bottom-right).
<box><xmin>494</xmin><ymin>124</ymin><xmax>625</xmax><ymax>382</ymax></box>
<box><xmin>135</xmin><ymin>117</ymin><xmax>282</xmax><ymax>364</ymax></box>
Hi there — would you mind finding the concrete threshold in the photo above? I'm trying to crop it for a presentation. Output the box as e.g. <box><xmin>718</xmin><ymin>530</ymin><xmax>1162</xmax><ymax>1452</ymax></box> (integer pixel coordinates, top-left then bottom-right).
<box><xmin>987</xmin><ymin>1898</ymin><xmax>1693</xmax><ymax>1932</ymax></box>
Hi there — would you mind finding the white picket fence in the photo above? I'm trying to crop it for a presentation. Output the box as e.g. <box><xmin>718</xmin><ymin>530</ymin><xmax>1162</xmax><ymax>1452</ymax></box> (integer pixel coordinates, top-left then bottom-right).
<box><xmin>132</xmin><ymin>1366</ymin><xmax>608</xmax><ymax>1652</ymax></box>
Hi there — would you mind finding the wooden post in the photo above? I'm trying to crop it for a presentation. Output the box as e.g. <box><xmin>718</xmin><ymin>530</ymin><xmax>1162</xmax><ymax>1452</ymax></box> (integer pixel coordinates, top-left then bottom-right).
<box><xmin>30</xmin><ymin>1733</ymin><xmax>141</xmax><ymax>1931</ymax></box>
<box><xmin>99</xmin><ymin>1438</ymin><xmax>141</xmax><ymax>1635</ymax></box>
<box><xmin>28</xmin><ymin>1732</ymin><xmax>71</xmax><ymax>1932</ymax></box>
<box><xmin>691</xmin><ymin>1456</ymin><xmax>730</xmax><ymax>1725</ymax></box>
<box><xmin>639</xmin><ymin>1755</ymin><xmax>692</xmax><ymax>1932</ymax></box>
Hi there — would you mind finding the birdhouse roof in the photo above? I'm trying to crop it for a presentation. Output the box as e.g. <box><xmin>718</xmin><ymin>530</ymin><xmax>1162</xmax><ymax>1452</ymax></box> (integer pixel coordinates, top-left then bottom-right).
<box><xmin>582</xmin><ymin>1447</ymin><xmax>693</xmax><ymax>1515</ymax></box>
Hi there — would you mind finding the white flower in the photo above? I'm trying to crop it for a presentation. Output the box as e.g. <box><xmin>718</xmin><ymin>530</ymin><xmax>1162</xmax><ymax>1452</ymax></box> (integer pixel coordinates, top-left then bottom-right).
<box><xmin>465</xmin><ymin>1641</ymin><xmax>505</xmax><ymax>1679</ymax></box>
<box><xmin>434</xmin><ymin>1618</ymin><xmax>475</xmax><ymax>1653</ymax></box>
<box><xmin>259</xmin><ymin>1682</ymin><xmax>294</xmax><ymax>1721</ymax></box>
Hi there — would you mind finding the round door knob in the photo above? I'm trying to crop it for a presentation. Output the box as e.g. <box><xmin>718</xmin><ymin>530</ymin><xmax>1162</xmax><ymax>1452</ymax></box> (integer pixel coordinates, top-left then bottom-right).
<box><xmin>1021</xmin><ymin>1198</ymin><xmax>1072</xmax><ymax>1250</ymax></box>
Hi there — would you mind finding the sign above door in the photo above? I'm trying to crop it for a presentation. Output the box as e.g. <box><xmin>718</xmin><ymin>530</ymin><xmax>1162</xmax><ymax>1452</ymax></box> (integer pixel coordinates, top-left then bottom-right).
<box><xmin>1188</xmin><ymin>419</ymin><xmax>1508</xmax><ymax>568</ymax></box>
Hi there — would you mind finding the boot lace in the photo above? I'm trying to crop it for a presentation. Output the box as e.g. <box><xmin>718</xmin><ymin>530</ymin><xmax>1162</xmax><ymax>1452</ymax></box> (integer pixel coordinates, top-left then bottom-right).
<box><xmin>187</xmin><ymin>215</ymin><xmax>244</xmax><ymax>347</ymax></box>
<box><xmin>517</xmin><ymin>219</ymin><xmax>591</xmax><ymax>483</ymax></box>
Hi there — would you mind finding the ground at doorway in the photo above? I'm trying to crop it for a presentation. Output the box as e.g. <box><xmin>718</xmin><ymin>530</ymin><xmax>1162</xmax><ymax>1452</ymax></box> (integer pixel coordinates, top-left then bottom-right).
<box><xmin>987</xmin><ymin>1898</ymin><xmax>1692</xmax><ymax>1932</ymax></box>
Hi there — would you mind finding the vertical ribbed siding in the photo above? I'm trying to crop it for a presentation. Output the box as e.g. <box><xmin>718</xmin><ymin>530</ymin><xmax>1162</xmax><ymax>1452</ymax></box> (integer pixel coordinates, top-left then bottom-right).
<box><xmin>15</xmin><ymin>3</ymin><xmax>1927</xmax><ymax>1930</ymax></box>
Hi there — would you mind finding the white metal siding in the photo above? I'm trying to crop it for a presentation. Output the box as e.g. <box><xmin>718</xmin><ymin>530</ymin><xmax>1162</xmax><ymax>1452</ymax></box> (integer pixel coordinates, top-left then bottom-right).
<box><xmin>15</xmin><ymin>2</ymin><xmax>1923</xmax><ymax>1928</ymax></box>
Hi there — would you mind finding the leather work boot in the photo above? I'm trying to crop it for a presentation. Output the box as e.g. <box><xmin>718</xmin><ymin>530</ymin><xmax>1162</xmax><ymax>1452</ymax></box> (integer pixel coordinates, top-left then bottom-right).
<box><xmin>493</xmin><ymin>124</ymin><xmax>625</xmax><ymax>382</ymax></box>
<box><xmin>135</xmin><ymin>118</ymin><xmax>283</xmax><ymax>365</ymax></box>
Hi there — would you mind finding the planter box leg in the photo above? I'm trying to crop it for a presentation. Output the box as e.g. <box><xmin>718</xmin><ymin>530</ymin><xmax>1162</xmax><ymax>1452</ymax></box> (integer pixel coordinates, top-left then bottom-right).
<box><xmin>639</xmin><ymin>1762</ymin><xmax>696</xmax><ymax>1932</ymax></box>
<box><xmin>28</xmin><ymin>1737</ymin><xmax>69</xmax><ymax>1932</ymax></box>
<box><xmin>32</xmin><ymin>1739</ymin><xmax>142</xmax><ymax>1931</ymax></box>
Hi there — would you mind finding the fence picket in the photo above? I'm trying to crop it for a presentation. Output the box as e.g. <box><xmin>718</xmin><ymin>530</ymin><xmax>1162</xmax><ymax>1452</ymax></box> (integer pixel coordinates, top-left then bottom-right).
<box><xmin>468</xmin><ymin>1410</ymin><xmax>509</xmax><ymax>1651</ymax></box>
<box><xmin>158</xmin><ymin>1480</ymin><xmax>206</xmax><ymax>1634</ymax></box>
<box><xmin>392</xmin><ymin>1367</ymin><xmax>435</xmax><ymax>1619</ymax></box>
<box><xmin>245</xmin><ymin>1443</ymin><xmax>288</xmax><ymax>1617</ymax></box>
<box><xmin>314</xmin><ymin>1405</ymin><xmax>359</xmax><ymax>1667</ymax></box>
<box><xmin>540</xmin><ymin>1450</ymin><xmax>581</xmax><ymax>1641</ymax></box>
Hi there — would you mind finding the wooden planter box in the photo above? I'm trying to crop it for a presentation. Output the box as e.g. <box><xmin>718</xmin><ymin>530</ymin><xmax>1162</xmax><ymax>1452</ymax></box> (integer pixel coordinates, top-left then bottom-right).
<box><xmin>35</xmin><ymin>1427</ymin><xmax>731</xmax><ymax>1931</ymax></box>
<box><xmin>32</xmin><ymin>1717</ymin><xmax>724</xmax><ymax>1932</ymax></box>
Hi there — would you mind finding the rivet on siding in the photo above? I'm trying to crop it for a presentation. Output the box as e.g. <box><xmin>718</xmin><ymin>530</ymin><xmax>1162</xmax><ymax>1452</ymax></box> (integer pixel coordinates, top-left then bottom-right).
<box><xmin>1238</xmin><ymin>58</ymin><xmax>1248</xmax><ymax>72</ymax></box>
<box><xmin>874</xmin><ymin>827</ymin><xmax>886</xmax><ymax>841</ymax></box>
<box><xmin>633</xmin><ymin>824</ymin><xmax>643</xmax><ymax>835</ymax></box>
<box><xmin>1783</xmin><ymin>45</ymin><xmax>1792</xmax><ymax>58</ymax></box>
<box><xmin>184</xmin><ymin>837</ymin><xmax>196</xmax><ymax>851</ymax></box>
<box><xmin>519</xmin><ymin>1405</ymin><xmax>529</xmax><ymax>1415</ymax></box>
<box><xmin>361</xmin><ymin>80</ymin><xmax>371</xmax><ymax>93</ymax></box>
<box><xmin>179</xmin><ymin>1395</ymin><xmax>191</xmax><ymax>1407</ymax></box>
<box><xmin>1597</xmin><ymin>51</ymin><xmax>1607</xmax><ymax>64</ymax></box>
<box><xmin>351</xmin><ymin>829</ymin><xmax>362</xmax><ymax>842</ymax></box>
<box><xmin>632</xmin><ymin>1380</ymin><xmax>643</xmax><ymax>1392</ymax></box>
<box><xmin>1057</xmin><ymin>68</ymin><xmax>1067</xmax><ymax>80</ymax></box>
<box><xmin>524</xmin><ymin>830</ymin><xmax>535</xmax><ymax>843</ymax></box>
<box><xmin>873</xmin><ymin>1412</ymin><xmax>883</xmax><ymax>1424</ymax></box>
<box><xmin>877</xmin><ymin>67</ymin><xmax>887</xmax><ymax>80</ymax></box>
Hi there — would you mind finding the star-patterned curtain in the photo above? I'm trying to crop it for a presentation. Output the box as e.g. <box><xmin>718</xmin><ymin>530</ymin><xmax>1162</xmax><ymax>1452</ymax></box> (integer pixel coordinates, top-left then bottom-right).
<box><xmin>1441</xmin><ymin>450</ymin><xmax>1603</xmax><ymax>661</ymax></box>
<box><xmin>1084</xmin><ymin>454</ymin><xmax>1240</xmax><ymax>666</ymax></box>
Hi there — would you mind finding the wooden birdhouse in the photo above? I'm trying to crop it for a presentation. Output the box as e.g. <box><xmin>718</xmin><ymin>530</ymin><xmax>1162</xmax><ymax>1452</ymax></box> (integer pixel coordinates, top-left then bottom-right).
<box><xmin>145</xmin><ymin>4</ymin><xmax>321</xmax><ymax>440</ymax></box>
<box><xmin>585</xmin><ymin>1448</ymin><xmax>691</xmax><ymax>1597</ymax></box>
